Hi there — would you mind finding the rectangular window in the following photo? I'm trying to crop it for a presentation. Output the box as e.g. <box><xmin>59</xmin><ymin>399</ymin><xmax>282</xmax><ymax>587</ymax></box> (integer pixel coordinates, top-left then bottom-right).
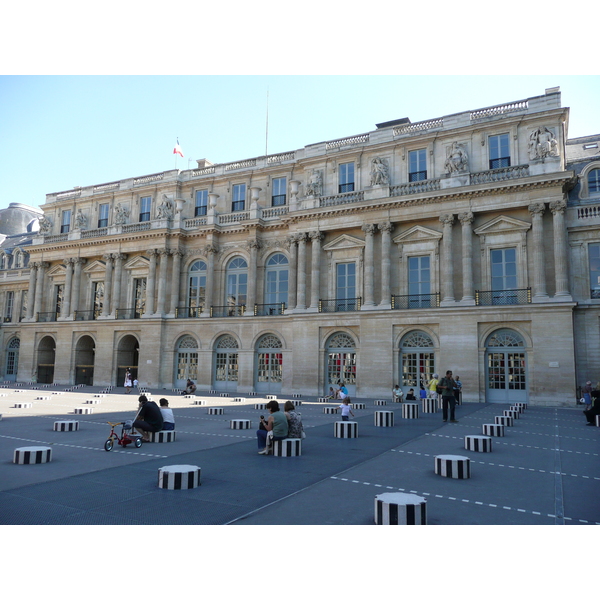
<box><xmin>92</xmin><ymin>282</ymin><xmax>103</xmax><ymax>316</ymax></box>
<box><xmin>272</xmin><ymin>177</ymin><xmax>287</xmax><ymax>206</ymax></box>
<box><xmin>20</xmin><ymin>290</ymin><xmax>28</xmax><ymax>321</ymax></box>
<box><xmin>588</xmin><ymin>170</ymin><xmax>600</xmax><ymax>194</ymax></box>
<box><xmin>339</xmin><ymin>163</ymin><xmax>355</xmax><ymax>193</ymax></box>
<box><xmin>408</xmin><ymin>149</ymin><xmax>427</xmax><ymax>181</ymax></box>
<box><xmin>491</xmin><ymin>247</ymin><xmax>517</xmax><ymax>304</ymax></box>
<box><xmin>61</xmin><ymin>210</ymin><xmax>71</xmax><ymax>233</ymax></box>
<box><xmin>134</xmin><ymin>278</ymin><xmax>146</xmax><ymax>318</ymax></box>
<box><xmin>98</xmin><ymin>203</ymin><xmax>109</xmax><ymax>228</ymax></box>
<box><xmin>5</xmin><ymin>290</ymin><xmax>14</xmax><ymax>322</ymax></box>
<box><xmin>589</xmin><ymin>244</ymin><xmax>600</xmax><ymax>298</ymax></box>
<box><xmin>139</xmin><ymin>196</ymin><xmax>152</xmax><ymax>222</ymax></box>
<box><xmin>232</xmin><ymin>184</ymin><xmax>246</xmax><ymax>212</ymax></box>
<box><xmin>336</xmin><ymin>262</ymin><xmax>356</xmax><ymax>311</ymax></box>
<box><xmin>489</xmin><ymin>134</ymin><xmax>511</xmax><ymax>169</ymax></box>
<box><xmin>195</xmin><ymin>189</ymin><xmax>208</xmax><ymax>216</ymax></box>
<box><xmin>54</xmin><ymin>285</ymin><xmax>64</xmax><ymax>315</ymax></box>
<box><xmin>408</xmin><ymin>256</ymin><xmax>431</xmax><ymax>307</ymax></box>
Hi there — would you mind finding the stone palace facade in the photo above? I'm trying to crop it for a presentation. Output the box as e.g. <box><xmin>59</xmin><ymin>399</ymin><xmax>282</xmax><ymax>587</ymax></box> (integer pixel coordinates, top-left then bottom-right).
<box><xmin>2</xmin><ymin>86</ymin><xmax>600</xmax><ymax>406</ymax></box>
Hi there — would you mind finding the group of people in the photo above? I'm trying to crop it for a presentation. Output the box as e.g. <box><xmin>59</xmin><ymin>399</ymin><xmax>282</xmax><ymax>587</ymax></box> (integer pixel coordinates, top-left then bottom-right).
<box><xmin>132</xmin><ymin>395</ymin><xmax>176</xmax><ymax>442</ymax></box>
<box><xmin>581</xmin><ymin>380</ymin><xmax>600</xmax><ymax>425</ymax></box>
<box><xmin>124</xmin><ymin>369</ymin><xmax>138</xmax><ymax>394</ymax></box>
<box><xmin>257</xmin><ymin>400</ymin><xmax>305</xmax><ymax>455</ymax></box>
<box><xmin>325</xmin><ymin>382</ymin><xmax>350</xmax><ymax>401</ymax></box>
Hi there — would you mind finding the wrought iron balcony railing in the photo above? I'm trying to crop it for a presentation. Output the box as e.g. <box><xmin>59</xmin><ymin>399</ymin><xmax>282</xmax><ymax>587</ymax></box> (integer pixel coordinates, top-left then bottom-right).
<box><xmin>210</xmin><ymin>305</ymin><xmax>246</xmax><ymax>318</ymax></box>
<box><xmin>115</xmin><ymin>307</ymin><xmax>143</xmax><ymax>319</ymax></box>
<box><xmin>175</xmin><ymin>306</ymin><xmax>202</xmax><ymax>318</ymax></box>
<box><xmin>74</xmin><ymin>309</ymin><xmax>102</xmax><ymax>321</ymax></box>
<box><xmin>475</xmin><ymin>288</ymin><xmax>531</xmax><ymax>306</ymax></box>
<box><xmin>37</xmin><ymin>311</ymin><xmax>58</xmax><ymax>322</ymax></box>
<box><xmin>391</xmin><ymin>293</ymin><xmax>440</xmax><ymax>310</ymax></box>
<box><xmin>254</xmin><ymin>303</ymin><xmax>286</xmax><ymax>316</ymax></box>
<box><xmin>319</xmin><ymin>297</ymin><xmax>362</xmax><ymax>313</ymax></box>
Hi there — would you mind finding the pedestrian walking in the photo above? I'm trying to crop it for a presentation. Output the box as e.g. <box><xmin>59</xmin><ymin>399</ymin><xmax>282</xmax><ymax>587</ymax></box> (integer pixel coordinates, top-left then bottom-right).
<box><xmin>438</xmin><ymin>370</ymin><xmax>458</xmax><ymax>423</ymax></box>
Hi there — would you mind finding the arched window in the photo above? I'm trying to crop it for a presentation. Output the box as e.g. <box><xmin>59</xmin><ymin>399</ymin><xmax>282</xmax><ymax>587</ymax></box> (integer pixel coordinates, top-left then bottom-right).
<box><xmin>214</xmin><ymin>335</ymin><xmax>239</xmax><ymax>391</ymax></box>
<box><xmin>263</xmin><ymin>253</ymin><xmax>288</xmax><ymax>313</ymax></box>
<box><xmin>326</xmin><ymin>333</ymin><xmax>357</xmax><ymax>396</ymax></box>
<box><xmin>485</xmin><ymin>328</ymin><xmax>527</xmax><ymax>403</ymax></box>
<box><xmin>187</xmin><ymin>260</ymin><xmax>207</xmax><ymax>317</ymax></box>
<box><xmin>176</xmin><ymin>335</ymin><xmax>198</xmax><ymax>384</ymax></box>
<box><xmin>588</xmin><ymin>169</ymin><xmax>600</xmax><ymax>194</ymax></box>
<box><xmin>400</xmin><ymin>331</ymin><xmax>435</xmax><ymax>389</ymax></box>
<box><xmin>226</xmin><ymin>257</ymin><xmax>248</xmax><ymax>308</ymax></box>
<box><xmin>255</xmin><ymin>334</ymin><xmax>283</xmax><ymax>393</ymax></box>
<box><xmin>5</xmin><ymin>337</ymin><xmax>20</xmax><ymax>380</ymax></box>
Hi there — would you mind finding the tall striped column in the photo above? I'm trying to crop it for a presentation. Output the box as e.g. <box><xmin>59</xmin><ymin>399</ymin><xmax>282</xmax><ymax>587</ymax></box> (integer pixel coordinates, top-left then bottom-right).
<box><xmin>374</xmin><ymin>492</ymin><xmax>427</xmax><ymax>525</ymax></box>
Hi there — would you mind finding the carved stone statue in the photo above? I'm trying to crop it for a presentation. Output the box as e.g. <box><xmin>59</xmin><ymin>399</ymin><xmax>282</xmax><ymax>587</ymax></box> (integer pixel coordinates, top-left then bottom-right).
<box><xmin>444</xmin><ymin>142</ymin><xmax>469</xmax><ymax>174</ymax></box>
<box><xmin>74</xmin><ymin>209</ymin><xmax>87</xmax><ymax>229</ymax></box>
<box><xmin>114</xmin><ymin>203</ymin><xmax>130</xmax><ymax>225</ymax></box>
<box><xmin>305</xmin><ymin>169</ymin><xmax>322</xmax><ymax>197</ymax></box>
<box><xmin>528</xmin><ymin>126</ymin><xmax>559</xmax><ymax>161</ymax></box>
<box><xmin>156</xmin><ymin>195</ymin><xmax>174</xmax><ymax>219</ymax></box>
<box><xmin>370</xmin><ymin>157</ymin><xmax>389</xmax><ymax>185</ymax></box>
<box><xmin>38</xmin><ymin>215</ymin><xmax>52</xmax><ymax>234</ymax></box>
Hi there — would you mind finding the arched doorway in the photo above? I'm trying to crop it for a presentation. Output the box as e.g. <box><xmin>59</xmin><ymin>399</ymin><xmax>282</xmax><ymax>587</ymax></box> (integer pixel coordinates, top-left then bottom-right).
<box><xmin>255</xmin><ymin>334</ymin><xmax>283</xmax><ymax>394</ymax></box>
<box><xmin>485</xmin><ymin>329</ymin><xmax>528</xmax><ymax>403</ymax></box>
<box><xmin>4</xmin><ymin>337</ymin><xmax>20</xmax><ymax>382</ymax></box>
<box><xmin>37</xmin><ymin>336</ymin><xmax>56</xmax><ymax>384</ymax></box>
<box><xmin>400</xmin><ymin>330</ymin><xmax>436</xmax><ymax>393</ymax></box>
<box><xmin>213</xmin><ymin>334</ymin><xmax>239</xmax><ymax>392</ymax></box>
<box><xmin>116</xmin><ymin>334</ymin><xmax>139</xmax><ymax>387</ymax></box>
<box><xmin>325</xmin><ymin>332</ymin><xmax>356</xmax><ymax>397</ymax></box>
<box><xmin>175</xmin><ymin>335</ymin><xmax>198</xmax><ymax>388</ymax></box>
<box><xmin>75</xmin><ymin>335</ymin><xmax>95</xmax><ymax>385</ymax></box>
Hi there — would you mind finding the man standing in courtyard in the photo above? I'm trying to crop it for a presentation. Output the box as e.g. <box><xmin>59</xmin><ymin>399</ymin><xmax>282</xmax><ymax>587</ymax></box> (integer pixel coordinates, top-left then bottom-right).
<box><xmin>438</xmin><ymin>370</ymin><xmax>458</xmax><ymax>423</ymax></box>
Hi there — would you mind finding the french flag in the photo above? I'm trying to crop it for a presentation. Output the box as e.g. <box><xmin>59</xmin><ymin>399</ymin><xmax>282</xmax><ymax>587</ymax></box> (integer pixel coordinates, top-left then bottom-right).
<box><xmin>173</xmin><ymin>139</ymin><xmax>184</xmax><ymax>157</ymax></box>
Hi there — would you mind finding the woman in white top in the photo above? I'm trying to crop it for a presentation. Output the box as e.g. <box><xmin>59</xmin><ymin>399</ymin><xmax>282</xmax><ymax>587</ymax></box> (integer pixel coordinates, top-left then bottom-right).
<box><xmin>159</xmin><ymin>398</ymin><xmax>175</xmax><ymax>430</ymax></box>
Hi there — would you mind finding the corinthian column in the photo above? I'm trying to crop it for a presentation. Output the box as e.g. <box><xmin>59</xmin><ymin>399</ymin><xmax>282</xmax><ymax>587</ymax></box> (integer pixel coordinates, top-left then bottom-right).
<box><xmin>285</xmin><ymin>235</ymin><xmax>298</xmax><ymax>311</ymax></box>
<box><xmin>296</xmin><ymin>233</ymin><xmax>307</xmax><ymax>310</ymax></box>
<box><xmin>26</xmin><ymin>262</ymin><xmax>38</xmax><ymax>320</ymax></box>
<box><xmin>528</xmin><ymin>202</ymin><xmax>548</xmax><ymax>300</ymax></box>
<box><xmin>71</xmin><ymin>258</ymin><xmax>86</xmax><ymax>314</ymax></box>
<box><xmin>246</xmin><ymin>240</ymin><xmax>261</xmax><ymax>312</ymax></box>
<box><xmin>309</xmin><ymin>231</ymin><xmax>323</xmax><ymax>310</ymax></box>
<box><xmin>111</xmin><ymin>253</ymin><xmax>126</xmax><ymax>316</ymax></box>
<box><xmin>440</xmin><ymin>214</ymin><xmax>455</xmax><ymax>304</ymax></box>
<box><xmin>156</xmin><ymin>249</ymin><xmax>170</xmax><ymax>315</ymax></box>
<box><xmin>458</xmin><ymin>212</ymin><xmax>475</xmax><ymax>304</ymax></box>
<box><xmin>101</xmin><ymin>254</ymin><xmax>114</xmax><ymax>316</ymax></box>
<box><xmin>550</xmin><ymin>199</ymin><xmax>571</xmax><ymax>298</ymax></box>
<box><xmin>361</xmin><ymin>224</ymin><xmax>376</xmax><ymax>308</ymax></box>
<box><xmin>61</xmin><ymin>258</ymin><xmax>74</xmax><ymax>318</ymax></box>
<box><xmin>33</xmin><ymin>262</ymin><xmax>49</xmax><ymax>319</ymax></box>
<box><xmin>378</xmin><ymin>222</ymin><xmax>393</xmax><ymax>308</ymax></box>
<box><xmin>145</xmin><ymin>249</ymin><xmax>158</xmax><ymax>315</ymax></box>
<box><xmin>169</xmin><ymin>250</ymin><xmax>183</xmax><ymax>315</ymax></box>
<box><xmin>202</xmin><ymin>244</ymin><xmax>218</xmax><ymax>317</ymax></box>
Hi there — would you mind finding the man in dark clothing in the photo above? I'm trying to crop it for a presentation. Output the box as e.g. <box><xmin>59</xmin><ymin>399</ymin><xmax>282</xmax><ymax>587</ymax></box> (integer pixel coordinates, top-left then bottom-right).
<box><xmin>584</xmin><ymin>390</ymin><xmax>600</xmax><ymax>426</ymax></box>
<box><xmin>438</xmin><ymin>370</ymin><xmax>458</xmax><ymax>423</ymax></box>
<box><xmin>133</xmin><ymin>395</ymin><xmax>164</xmax><ymax>442</ymax></box>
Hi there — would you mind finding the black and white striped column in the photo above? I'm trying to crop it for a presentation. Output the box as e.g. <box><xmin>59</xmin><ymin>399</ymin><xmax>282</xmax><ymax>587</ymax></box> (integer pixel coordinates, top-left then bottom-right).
<box><xmin>273</xmin><ymin>438</ymin><xmax>302</xmax><ymax>456</ymax></box>
<box><xmin>503</xmin><ymin>409</ymin><xmax>520</xmax><ymax>419</ymax></box>
<box><xmin>254</xmin><ymin>403</ymin><xmax>267</xmax><ymax>410</ymax></box>
<box><xmin>434</xmin><ymin>455</ymin><xmax>471</xmax><ymax>479</ymax></box>
<box><xmin>74</xmin><ymin>407</ymin><xmax>94</xmax><ymax>414</ymax></box>
<box><xmin>14</xmin><ymin>402</ymin><xmax>32</xmax><ymax>409</ymax></box>
<box><xmin>317</xmin><ymin>397</ymin><xmax>330</xmax><ymax>403</ymax></box>
<box><xmin>14</xmin><ymin>446</ymin><xmax>52</xmax><ymax>464</ymax></box>
<box><xmin>323</xmin><ymin>406</ymin><xmax>338</xmax><ymax>414</ymax></box>
<box><xmin>421</xmin><ymin>397</ymin><xmax>437</xmax><ymax>413</ymax></box>
<box><xmin>513</xmin><ymin>402</ymin><xmax>527</xmax><ymax>411</ymax></box>
<box><xmin>374</xmin><ymin>492</ymin><xmax>427</xmax><ymax>525</ymax></box>
<box><xmin>54</xmin><ymin>420</ymin><xmax>79</xmax><ymax>432</ymax></box>
<box><xmin>352</xmin><ymin>402</ymin><xmax>366</xmax><ymax>409</ymax></box>
<box><xmin>510</xmin><ymin>405</ymin><xmax>524</xmax><ymax>414</ymax></box>
<box><xmin>266</xmin><ymin>395</ymin><xmax>278</xmax><ymax>400</ymax></box>
<box><xmin>483</xmin><ymin>423</ymin><xmax>505</xmax><ymax>436</ymax></box>
<box><xmin>464</xmin><ymin>435</ymin><xmax>492</xmax><ymax>452</ymax></box>
<box><xmin>375</xmin><ymin>411</ymin><xmax>394</xmax><ymax>427</ymax></box>
<box><xmin>232</xmin><ymin>397</ymin><xmax>246</xmax><ymax>403</ymax></box>
<box><xmin>208</xmin><ymin>407</ymin><xmax>224</xmax><ymax>415</ymax></box>
<box><xmin>158</xmin><ymin>465</ymin><xmax>201</xmax><ymax>489</ymax></box>
<box><xmin>334</xmin><ymin>421</ymin><xmax>358</xmax><ymax>438</ymax></box>
<box><xmin>495</xmin><ymin>415</ymin><xmax>514</xmax><ymax>427</ymax></box>
<box><xmin>193</xmin><ymin>399</ymin><xmax>206</xmax><ymax>405</ymax></box>
<box><xmin>402</xmin><ymin>403</ymin><xmax>419</xmax><ymax>419</ymax></box>
<box><xmin>149</xmin><ymin>430</ymin><xmax>176</xmax><ymax>443</ymax></box>
<box><xmin>375</xmin><ymin>400</ymin><xmax>387</xmax><ymax>406</ymax></box>
<box><xmin>230</xmin><ymin>419</ymin><xmax>252</xmax><ymax>430</ymax></box>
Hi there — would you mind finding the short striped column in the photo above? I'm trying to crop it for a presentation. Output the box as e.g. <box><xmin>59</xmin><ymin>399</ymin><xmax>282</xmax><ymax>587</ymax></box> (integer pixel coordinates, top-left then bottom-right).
<box><xmin>14</xmin><ymin>402</ymin><xmax>32</xmax><ymax>409</ymax></box>
<box><xmin>247</xmin><ymin>392</ymin><xmax>258</xmax><ymax>396</ymax></box>
<box><xmin>402</xmin><ymin>403</ymin><xmax>419</xmax><ymax>419</ymax></box>
<box><xmin>51</xmin><ymin>391</ymin><xmax>64</xmax><ymax>395</ymax></box>
<box><xmin>193</xmin><ymin>399</ymin><xmax>206</xmax><ymax>405</ymax></box>
<box><xmin>464</xmin><ymin>435</ymin><xmax>492</xmax><ymax>452</ymax></box>
<box><xmin>273</xmin><ymin>438</ymin><xmax>301</xmax><ymax>457</ymax></box>
<box><xmin>230</xmin><ymin>419</ymin><xmax>252</xmax><ymax>430</ymax></box>
<box><xmin>184</xmin><ymin>395</ymin><xmax>196</xmax><ymax>399</ymax></box>
<box><xmin>254</xmin><ymin>403</ymin><xmax>267</xmax><ymax>410</ymax></box>
<box><xmin>317</xmin><ymin>397</ymin><xmax>330</xmax><ymax>403</ymax></box>
<box><xmin>352</xmin><ymin>402</ymin><xmax>366</xmax><ymax>409</ymax></box>
<box><xmin>375</xmin><ymin>400</ymin><xmax>387</xmax><ymax>406</ymax></box>
<box><xmin>54</xmin><ymin>420</ymin><xmax>79</xmax><ymax>432</ymax></box>
<box><xmin>510</xmin><ymin>405</ymin><xmax>525</xmax><ymax>414</ymax></box>
<box><xmin>483</xmin><ymin>423</ymin><xmax>505</xmax><ymax>437</ymax></box>
<box><xmin>74</xmin><ymin>407</ymin><xmax>94</xmax><ymax>414</ymax></box>
<box><xmin>374</xmin><ymin>492</ymin><xmax>427</xmax><ymax>525</ymax></box>
<box><xmin>334</xmin><ymin>421</ymin><xmax>358</xmax><ymax>438</ymax></box>
<box><xmin>513</xmin><ymin>402</ymin><xmax>527</xmax><ymax>411</ymax></box>
<box><xmin>36</xmin><ymin>395</ymin><xmax>50</xmax><ymax>400</ymax></box>
<box><xmin>495</xmin><ymin>415</ymin><xmax>514</xmax><ymax>427</ymax></box>
<box><xmin>86</xmin><ymin>399</ymin><xmax>101</xmax><ymax>404</ymax></box>
<box><xmin>232</xmin><ymin>397</ymin><xmax>246</xmax><ymax>403</ymax></box>
<box><xmin>421</xmin><ymin>397</ymin><xmax>437</xmax><ymax>413</ymax></box>
<box><xmin>375</xmin><ymin>411</ymin><xmax>394</xmax><ymax>427</ymax></box>
<box><xmin>266</xmin><ymin>395</ymin><xmax>278</xmax><ymax>400</ymax></box>
<box><xmin>434</xmin><ymin>454</ymin><xmax>471</xmax><ymax>479</ymax></box>
<box><xmin>94</xmin><ymin>394</ymin><xmax>106</xmax><ymax>398</ymax></box>
<box><xmin>158</xmin><ymin>465</ymin><xmax>201</xmax><ymax>489</ymax></box>
<box><xmin>596</xmin><ymin>415</ymin><xmax>600</xmax><ymax>427</ymax></box>
<box><xmin>219</xmin><ymin>392</ymin><xmax>229</xmax><ymax>397</ymax></box>
<box><xmin>208</xmin><ymin>407</ymin><xmax>224</xmax><ymax>415</ymax></box>
<box><xmin>149</xmin><ymin>430</ymin><xmax>176</xmax><ymax>443</ymax></box>
<box><xmin>14</xmin><ymin>446</ymin><xmax>52</xmax><ymax>465</ymax></box>
<box><xmin>323</xmin><ymin>406</ymin><xmax>338</xmax><ymax>414</ymax></box>
<box><xmin>292</xmin><ymin>393</ymin><xmax>302</xmax><ymax>398</ymax></box>
<box><xmin>503</xmin><ymin>409</ymin><xmax>520</xmax><ymax>420</ymax></box>
<box><xmin>288</xmin><ymin>399</ymin><xmax>302</xmax><ymax>406</ymax></box>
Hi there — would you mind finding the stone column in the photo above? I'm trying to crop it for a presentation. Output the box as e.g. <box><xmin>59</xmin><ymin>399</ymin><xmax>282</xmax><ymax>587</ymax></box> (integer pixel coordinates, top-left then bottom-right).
<box><xmin>458</xmin><ymin>212</ymin><xmax>475</xmax><ymax>304</ymax></box>
<box><xmin>145</xmin><ymin>249</ymin><xmax>158</xmax><ymax>315</ymax></box>
<box><xmin>440</xmin><ymin>214</ymin><xmax>455</xmax><ymax>304</ymax></box>
<box><xmin>296</xmin><ymin>233</ymin><xmax>307</xmax><ymax>310</ymax></box>
<box><xmin>361</xmin><ymin>224</ymin><xmax>376</xmax><ymax>308</ymax></box>
<box><xmin>71</xmin><ymin>258</ymin><xmax>85</xmax><ymax>314</ymax></box>
<box><xmin>309</xmin><ymin>231</ymin><xmax>323</xmax><ymax>310</ymax></box>
<box><xmin>169</xmin><ymin>250</ymin><xmax>183</xmax><ymax>315</ymax></box>
<box><xmin>202</xmin><ymin>244</ymin><xmax>218</xmax><ymax>316</ymax></box>
<box><xmin>246</xmin><ymin>240</ymin><xmax>261</xmax><ymax>313</ymax></box>
<box><xmin>26</xmin><ymin>262</ymin><xmax>38</xmax><ymax>320</ymax></box>
<box><xmin>285</xmin><ymin>235</ymin><xmax>298</xmax><ymax>311</ymax></box>
<box><xmin>550</xmin><ymin>199</ymin><xmax>571</xmax><ymax>298</ymax></box>
<box><xmin>156</xmin><ymin>249</ymin><xmax>170</xmax><ymax>315</ymax></box>
<box><xmin>101</xmin><ymin>254</ymin><xmax>114</xmax><ymax>317</ymax></box>
<box><xmin>61</xmin><ymin>258</ymin><xmax>74</xmax><ymax>318</ymax></box>
<box><xmin>378</xmin><ymin>222</ymin><xmax>393</xmax><ymax>308</ymax></box>
<box><xmin>528</xmin><ymin>202</ymin><xmax>548</xmax><ymax>300</ymax></box>
<box><xmin>111</xmin><ymin>253</ymin><xmax>126</xmax><ymax>316</ymax></box>
<box><xmin>33</xmin><ymin>262</ymin><xmax>49</xmax><ymax>319</ymax></box>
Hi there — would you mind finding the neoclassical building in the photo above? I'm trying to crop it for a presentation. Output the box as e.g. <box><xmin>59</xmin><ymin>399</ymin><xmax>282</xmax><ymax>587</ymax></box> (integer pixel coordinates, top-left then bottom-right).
<box><xmin>1</xmin><ymin>86</ymin><xmax>599</xmax><ymax>406</ymax></box>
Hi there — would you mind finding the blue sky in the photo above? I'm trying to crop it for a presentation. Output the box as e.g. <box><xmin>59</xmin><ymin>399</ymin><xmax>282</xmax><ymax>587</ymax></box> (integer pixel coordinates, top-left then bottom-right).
<box><xmin>1</xmin><ymin>75</ymin><xmax>599</xmax><ymax>212</ymax></box>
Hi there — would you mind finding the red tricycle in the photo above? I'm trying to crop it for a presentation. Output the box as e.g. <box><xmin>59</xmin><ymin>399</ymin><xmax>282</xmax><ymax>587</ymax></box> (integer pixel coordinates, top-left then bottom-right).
<box><xmin>104</xmin><ymin>419</ymin><xmax>143</xmax><ymax>451</ymax></box>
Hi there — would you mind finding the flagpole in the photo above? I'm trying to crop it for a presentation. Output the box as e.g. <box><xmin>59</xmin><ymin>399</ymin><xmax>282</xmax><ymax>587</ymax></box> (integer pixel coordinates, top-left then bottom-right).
<box><xmin>265</xmin><ymin>88</ymin><xmax>269</xmax><ymax>157</ymax></box>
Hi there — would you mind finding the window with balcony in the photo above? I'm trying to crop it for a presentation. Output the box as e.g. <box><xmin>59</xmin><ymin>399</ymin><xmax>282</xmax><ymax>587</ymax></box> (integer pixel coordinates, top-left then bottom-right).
<box><xmin>272</xmin><ymin>177</ymin><xmax>287</xmax><ymax>206</ymax></box>
<box><xmin>262</xmin><ymin>253</ymin><xmax>288</xmax><ymax>314</ymax></box>
<box><xmin>408</xmin><ymin>256</ymin><xmax>432</xmax><ymax>308</ymax></box>
<box><xmin>139</xmin><ymin>196</ymin><xmax>152</xmax><ymax>222</ymax></box>
<box><xmin>226</xmin><ymin>257</ymin><xmax>248</xmax><ymax>308</ymax></box>
<box><xmin>195</xmin><ymin>189</ymin><xmax>208</xmax><ymax>216</ymax></box>
<box><xmin>589</xmin><ymin>243</ymin><xmax>600</xmax><ymax>298</ymax></box>
<box><xmin>4</xmin><ymin>291</ymin><xmax>14</xmax><ymax>322</ymax></box>
<box><xmin>98</xmin><ymin>203</ymin><xmax>109</xmax><ymax>228</ymax></box>
<box><xmin>186</xmin><ymin>260</ymin><xmax>207</xmax><ymax>316</ymax></box>
<box><xmin>61</xmin><ymin>210</ymin><xmax>71</xmax><ymax>233</ymax></box>
<box><xmin>232</xmin><ymin>184</ymin><xmax>246</xmax><ymax>212</ymax></box>
<box><xmin>489</xmin><ymin>134</ymin><xmax>511</xmax><ymax>169</ymax></box>
<box><xmin>339</xmin><ymin>163</ymin><xmax>355</xmax><ymax>193</ymax></box>
<box><xmin>588</xmin><ymin>169</ymin><xmax>600</xmax><ymax>194</ymax></box>
<box><xmin>490</xmin><ymin>247</ymin><xmax>518</xmax><ymax>303</ymax></box>
<box><xmin>408</xmin><ymin>149</ymin><xmax>427</xmax><ymax>181</ymax></box>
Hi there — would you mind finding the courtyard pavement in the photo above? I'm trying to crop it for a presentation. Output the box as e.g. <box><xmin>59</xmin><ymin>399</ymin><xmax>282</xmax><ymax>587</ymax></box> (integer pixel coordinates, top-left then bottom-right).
<box><xmin>0</xmin><ymin>384</ymin><xmax>598</xmax><ymax>526</ymax></box>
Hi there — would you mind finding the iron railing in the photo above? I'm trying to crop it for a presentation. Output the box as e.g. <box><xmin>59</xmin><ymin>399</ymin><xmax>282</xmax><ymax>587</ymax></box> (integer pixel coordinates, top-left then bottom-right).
<box><xmin>475</xmin><ymin>288</ymin><xmax>531</xmax><ymax>306</ymax></box>
<box><xmin>254</xmin><ymin>303</ymin><xmax>286</xmax><ymax>316</ymax></box>
<box><xmin>115</xmin><ymin>307</ymin><xmax>143</xmax><ymax>319</ymax></box>
<box><xmin>391</xmin><ymin>293</ymin><xmax>440</xmax><ymax>310</ymax></box>
<box><xmin>319</xmin><ymin>297</ymin><xmax>362</xmax><ymax>313</ymax></box>
<box><xmin>175</xmin><ymin>306</ymin><xmax>202</xmax><ymax>318</ymax></box>
<box><xmin>74</xmin><ymin>309</ymin><xmax>102</xmax><ymax>321</ymax></box>
<box><xmin>37</xmin><ymin>311</ymin><xmax>58</xmax><ymax>322</ymax></box>
<box><xmin>210</xmin><ymin>305</ymin><xmax>246</xmax><ymax>318</ymax></box>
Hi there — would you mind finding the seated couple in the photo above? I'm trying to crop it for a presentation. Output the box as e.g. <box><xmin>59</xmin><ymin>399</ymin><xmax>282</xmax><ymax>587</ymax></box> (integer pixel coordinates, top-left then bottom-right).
<box><xmin>133</xmin><ymin>396</ymin><xmax>175</xmax><ymax>441</ymax></box>
<box><xmin>256</xmin><ymin>400</ymin><xmax>304</xmax><ymax>455</ymax></box>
